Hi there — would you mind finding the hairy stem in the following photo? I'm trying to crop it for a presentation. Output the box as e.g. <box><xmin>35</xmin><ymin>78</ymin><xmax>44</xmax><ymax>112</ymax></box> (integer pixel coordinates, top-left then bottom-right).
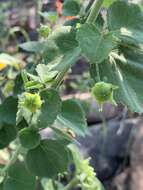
<box><xmin>51</xmin><ymin>67</ymin><xmax>69</xmax><ymax>89</ymax></box>
<box><xmin>0</xmin><ymin>144</ymin><xmax>22</xmax><ymax>176</ymax></box>
<box><xmin>96</xmin><ymin>63</ymin><xmax>101</xmax><ymax>82</ymax></box>
<box><xmin>86</xmin><ymin>0</ymin><xmax>104</xmax><ymax>24</ymax></box>
<box><xmin>64</xmin><ymin>177</ymin><xmax>79</xmax><ymax>190</ymax></box>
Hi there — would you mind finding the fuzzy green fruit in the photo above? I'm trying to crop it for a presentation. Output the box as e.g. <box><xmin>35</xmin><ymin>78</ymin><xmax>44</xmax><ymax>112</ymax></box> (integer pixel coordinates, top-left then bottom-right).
<box><xmin>38</xmin><ymin>25</ymin><xmax>51</xmax><ymax>38</ymax></box>
<box><xmin>91</xmin><ymin>82</ymin><xmax>118</xmax><ymax>105</ymax></box>
<box><xmin>23</xmin><ymin>93</ymin><xmax>42</xmax><ymax>113</ymax></box>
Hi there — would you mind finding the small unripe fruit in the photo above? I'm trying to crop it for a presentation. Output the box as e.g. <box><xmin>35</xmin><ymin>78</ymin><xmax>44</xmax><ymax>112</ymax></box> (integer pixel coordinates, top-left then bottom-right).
<box><xmin>23</xmin><ymin>93</ymin><xmax>42</xmax><ymax>113</ymax></box>
<box><xmin>91</xmin><ymin>81</ymin><xmax>118</xmax><ymax>106</ymax></box>
<box><xmin>38</xmin><ymin>25</ymin><xmax>51</xmax><ymax>38</ymax></box>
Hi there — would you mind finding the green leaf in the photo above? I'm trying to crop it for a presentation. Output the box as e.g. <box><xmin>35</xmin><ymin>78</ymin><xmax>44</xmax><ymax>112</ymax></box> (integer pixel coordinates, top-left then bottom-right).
<box><xmin>39</xmin><ymin>11</ymin><xmax>58</xmax><ymax>23</ymax></box>
<box><xmin>19</xmin><ymin>128</ymin><xmax>41</xmax><ymax>149</ymax></box>
<box><xmin>13</xmin><ymin>74</ymin><xmax>23</xmax><ymax>95</ymax></box>
<box><xmin>0</xmin><ymin>97</ymin><xmax>18</xmax><ymax>126</ymax></box>
<box><xmin>3</xmin><ymin>80</ymin><xmax>14</xmax><ymax>96</ymax></box>
<box><xmin>16</xmin><ymin>104</ymin><xmax>32</xmax><ymax>125</ymax></box>
<box><xmin>42</xmin><ymin>40</ymin><xmax>60</xmax><ymax>63</ymax></box>
<box><xmin>25</xmin><ymin>80</ymin><xmax>43</xmax><ymax>90</ymax></box>
<box><xmin>62</xmin><ymin>0</ymin><xmax>80</xmax><ymax>16</ymax></box>
<box><xmin>91</xmin><ymin>48</ymin><xmax>143</xmax><ymax>113</ymax></box>
<box><xmin>0</xmin><ymin>124</ymin><xmax>17</xmax><ymax>149</ymax></box>
<box><xmin>4</xmin><ymin>161</ymin><xmax>36</xmax><ymax>190</ymax></box>
<box><xmin>19</xmin><ymin>41</ymin><xmax>46</xmax><ymax>53</ymax></box>
<box><xmin>107</xmin><ymin>1</ymin><xmax>143</xmax><ymax>46</ymax></box>
<box><xmin>94</xmin><ymin>14</ymin><xmax>104</xmax><ymax>31</ymax></box>
<box><xmin>51</xmin><ymin>26</ymin><xmax>78</xmax><ymax>53</ymax></box>
<box><xmin>103</xmin><ymin>0</ymin><xmax>117</xmax><ymax>8</ymax></box>
<box><xmin>57</xmin><ymin>99</ymin><xmax>87</xmax><ymax>136</ymax></box>
<box><xmin>77</xmin><ymin>23</ymin><xmax>116</xmax><ymax>64</ymax></box>
<box><xmin>0</xmin><ymin>183</ymin><xmax>3</xmax><ymax>190</ymax></box>
<box><xmin>42</xmin><ymin>26</ymin><xmax>79</xmax><ymax>64</ymax></box>
<box><xmin>36</xmin><ymin>64</ymin><xmax>58</xmax><ymax>83</ymax></box>
<box><xmin>26</xmin><ymin>140</ymin><xmax>70</xmax><ymax>177</ymax></box>
<box><xmin>37</xmin><ymin>89</ymin><xmax>62</xmax><ymax>128</ymax></box>
<box><xmin>50</xmin><ymin>47</ymin><xmax>81</xmax><ymax>72</ymax></box>
<box><xmin>16</xmin><ymin>118</ymin><xmax>28</xmax><ymax>131</ymax></box>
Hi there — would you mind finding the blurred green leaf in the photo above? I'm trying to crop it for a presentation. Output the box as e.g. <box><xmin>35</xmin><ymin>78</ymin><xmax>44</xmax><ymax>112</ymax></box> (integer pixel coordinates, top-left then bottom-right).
<box><xmin>4</xmin><ymin>161</ymin><xmax>36</xmax><ymax>190</ymax></box>
<box><xmin>0</xmin><ymin>97</ymin><xmax>18</xmax><ymax>126</ymax></box>
<box><xmin>51</xmin><ymin>26</ymin><xmax>78</xmax><ymax>53</ymax></box>
<box><xmin>62</xmin><ymin>0</ymin><xmax>80</xmax><ymax>16</ymax></box>
<box><xmin>26</xmin><ymin>140</ymin><xmax>70</xmax><ymax>177</ymax></box>
<box><xmin>57</xmin><ymin>99</ymin><xmax>88</xmax><ymax>136</ymax></box>
<box><xmin>19</xmin><ymin>128</ymin><xmax>41</xmax><ymax>149</ymax></box>
<box><xmin>19</xmin><ymin>41</ymin><xmax>46</xmax><ymax>53</ymax></box>
<box><xmin>107</xmin><ymin>1</ymin><xmax>143</xmax><ymax>46</ymax></box>
<box><xmin>103</xmin><ymin>0</ymin><xmax>117</xmax><ymax>8</ymax></box>
<box><xmin>36</xmin><ymin>64</ymin><xmax>58</xmax><ymax>83</ymax></box>
<box><xmin>39</xmin><ymin>11</ymin><xmax>58</xmax><ymax>22</ymax></box>
<box><xmin>36</xmin><ymin>89</ymin><xmax>62</xmax><ymax>128</ymax></box>
<box><xmin>0</xmin><ymin>124</ymin><xmax>17</xmax><ymax>149</ymax></box>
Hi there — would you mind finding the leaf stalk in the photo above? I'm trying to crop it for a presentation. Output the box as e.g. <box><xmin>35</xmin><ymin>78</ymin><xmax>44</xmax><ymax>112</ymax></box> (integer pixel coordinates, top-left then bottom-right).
<box><xmin>86</xmin><ymin>0</ymin><xmax>104</xmax><ymax>23</ymax></box>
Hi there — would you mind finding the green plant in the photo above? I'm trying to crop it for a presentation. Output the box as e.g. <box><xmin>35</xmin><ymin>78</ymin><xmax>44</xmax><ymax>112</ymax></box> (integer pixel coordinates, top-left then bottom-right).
<box><xmin>91</xmin><ymin>81</ymin><xmax>118</xmax><ymax>110</ymax></box>
<box><xmin>0</xmin><ymin>0</ymin><xmax>143</xmax><ymax>189</ymax></box>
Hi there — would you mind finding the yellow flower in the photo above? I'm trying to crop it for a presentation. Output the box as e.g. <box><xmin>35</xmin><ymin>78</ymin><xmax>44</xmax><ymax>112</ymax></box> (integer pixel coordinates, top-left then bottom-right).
<box><xmin>0</xmin><ymin>62</ymin><xmax>7</xmax><ymax>71</ymax></box>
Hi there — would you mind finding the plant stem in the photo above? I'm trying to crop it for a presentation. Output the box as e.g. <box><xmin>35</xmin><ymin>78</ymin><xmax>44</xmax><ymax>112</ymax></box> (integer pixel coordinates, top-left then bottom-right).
<box><xmin>51</xmin><ymin>67</ymin><xmax>69</xmax><ymax>89</ymax></box>
<box><xmin>96</xmin><ymin>63</ymin><xmax>101</xmax><ymax>82</ymax></box>
<box><xmin>64</xmin><ymin>177</ymin><xmax>78</xmax><ymax>190</ymax></box>
<box><xmin>86</xmin><ymin>0</ymin><xmax>104</xmax><ymax>24</ymax></box>
<box><xmin>0</xmin><ymin>144</ymin><xmax>22</xmax><ymax>176</ymax></box>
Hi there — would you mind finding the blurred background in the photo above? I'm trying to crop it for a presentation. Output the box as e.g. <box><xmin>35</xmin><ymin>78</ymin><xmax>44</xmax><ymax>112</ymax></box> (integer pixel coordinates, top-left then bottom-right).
<box><xmin>0</xmin><ymin>0</ymin><xmax>143</xmax><ymax>190</ymax></box>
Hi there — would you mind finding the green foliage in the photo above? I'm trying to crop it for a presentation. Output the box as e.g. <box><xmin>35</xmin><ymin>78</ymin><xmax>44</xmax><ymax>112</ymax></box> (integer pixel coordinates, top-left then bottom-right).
<box><xmin>51</xmin><ymin>26</ymin><xmax>78</xmax><ymax>53</ymax></box>
<box><xmin>26</xmin><ymin>140</ymin><xmax>70</xmax><ymax>177</ymax></box>
<box><xmin>57</xmin><ymin>99</ymin><xmax>87</xmax><ymax>136</ymax></box>
<box><xmin>19</xmin><ymin>41</ymin><xmax>46</xmax><ymax>53</ymax></box>
<box><xmin>0</xmin><ymin>183</ymin><xmax>3</xmax><ymax>190</ymax></box>
<box><xmin>3</xmin><ymin>161</ymin><xmax>36</xmax><ymax>190</ymax></box>
<box><xmin>35</xmin><ymin>64</ymin><xmax>58</xmax><ymax>83</ymax></box>
<box><xmin>103</xmin><ymin>0</ymin><xmax>117</xmax><ymax>8</ymax></box>
<box><xmin>0</xmin><ymin>124</ymin><xmax>17</xmax><ymax>149</ymax></box>
<box><xmin>107</xmin><ymin>1</ymin><xmax>143</xmax><ymax>45</ymax></box>
<box><xmin>36</xmin><ymin>89</ymin><xmax>62</xmax><ymax>128</ymax></box>
<box><xmin>69</xmin><ymin>144</ymin><xmax>105</xmax><ymax>190</ymax></box>
<box><xmin>39</xmin><ymin>11</ymin><xmax>58</xmax><ymax>23</ymax></box>
<box><xmin>77</xmin><ymin>23</ymin><xmax>116</xmax><ymax>64</ymax></box>
<box><xmin>0</xmin><ymin>97</ymin><xmax>17</xmax><ymax>126</ymax></box>
<box><xmin>19</xmin><ymin>128</ymin><xmax>41</xmax><ymax>149</ymax></box>
<box><xmin>78</xmin><ymin>159</ymin><xmax>104</xmax><ymax>190</ymax></box>
<box><xmin>92</xmin><ymin>48</ymin><xmax>143</xmax><ymax>113</ymax></box>
<box><xmin>1</xmin><ymin>0</ymin><xmax>143</xmax><ymax>189</ymax></box>
<box><xmin>62</xmin><ymin>0</ymin><xmax>80</xmax><ymax>16</ymax></box>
